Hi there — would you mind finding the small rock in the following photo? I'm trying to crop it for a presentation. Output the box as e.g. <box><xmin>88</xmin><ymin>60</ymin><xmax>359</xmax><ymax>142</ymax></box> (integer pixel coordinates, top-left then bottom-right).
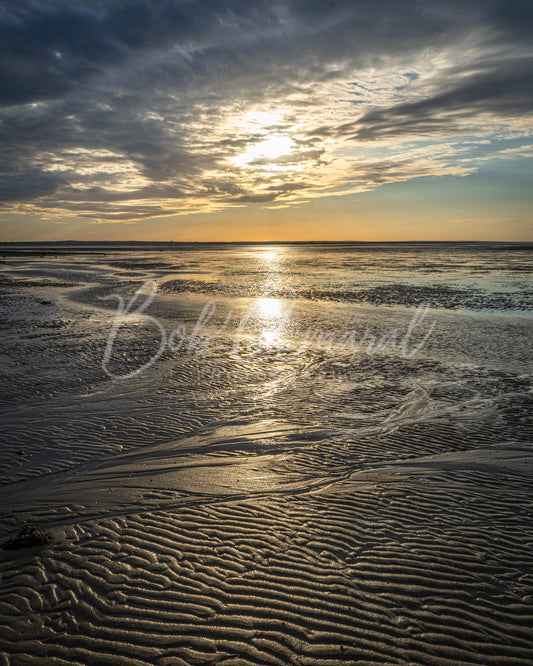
<box><xmin>2</xmin><ymin>525</ymin><xmax>54</xmax><ymax>550</ymax></box>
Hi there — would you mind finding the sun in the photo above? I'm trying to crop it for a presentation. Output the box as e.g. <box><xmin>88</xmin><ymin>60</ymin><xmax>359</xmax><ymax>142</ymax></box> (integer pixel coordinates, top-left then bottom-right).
<box><xmin>233</xmin><ymin>134</ymin><xmax>294</xmax><ymax>168</ymax></box>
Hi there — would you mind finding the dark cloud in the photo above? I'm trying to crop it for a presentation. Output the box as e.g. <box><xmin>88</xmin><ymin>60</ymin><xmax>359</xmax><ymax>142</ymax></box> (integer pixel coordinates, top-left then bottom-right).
<box><xmin>490</xmin><ymin>0</ymin><xmax>533</xmax><ymax>38</ymax></box>
<box><xmin>0</xmin><ymin>171</ymin><xmax>64</xmax><ymax>202</ymax></box>
<box><xmin>348</xmin><ymin>56</ymin><xmax>533</xmax><ymax>141</ymax></box>
<box><xmin>0</xmin><ymin>3</ymin><xmax>122</xmax><ymax>106</ymax></box>
<box><xmin>0</xmin><ymin>0</ymin><xmax>285</xmax><ymax>106</ymax></box>
<box><xmin>0</xmin><ymin>0</ymin><xmax>531</xmax><ymax>221</ymax></box>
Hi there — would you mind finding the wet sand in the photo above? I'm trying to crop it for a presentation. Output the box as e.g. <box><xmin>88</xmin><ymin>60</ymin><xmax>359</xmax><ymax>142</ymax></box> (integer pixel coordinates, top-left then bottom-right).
<box><xmin>1</xmin><ymin>242</ymin><xmax>532</xmax><ymax>664</ymax></box>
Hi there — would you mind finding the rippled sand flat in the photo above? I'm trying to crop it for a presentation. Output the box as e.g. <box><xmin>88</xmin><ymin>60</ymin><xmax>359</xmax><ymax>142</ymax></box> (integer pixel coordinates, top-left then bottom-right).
<box><xmin>0</xmin><ymin>242</ymin><xmax>532</xmax><ymax>664</ymax></box>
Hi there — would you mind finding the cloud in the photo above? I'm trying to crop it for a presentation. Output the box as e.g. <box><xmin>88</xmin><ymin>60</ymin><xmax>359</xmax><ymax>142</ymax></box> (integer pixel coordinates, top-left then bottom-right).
<box><xmin>349</xmin><ymin>55</ymin><xmax>533</xmax><ymax>141</ymax></box>
<box><xmin>0</xmin><ymin>0</ymin><xmax>532</xmax><ymax>222</ymax></box>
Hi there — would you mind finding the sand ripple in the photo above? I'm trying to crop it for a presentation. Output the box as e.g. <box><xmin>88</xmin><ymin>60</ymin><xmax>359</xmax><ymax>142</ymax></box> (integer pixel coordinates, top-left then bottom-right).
<box><xmin>2</xmin><ymin>461</ymin><xmax>533</xmax><ymax>664</ymax></box>
<box><xmin>1</xmin><ymin>248</ymin><xmax>531</xmax><ymax>664</ymax></box>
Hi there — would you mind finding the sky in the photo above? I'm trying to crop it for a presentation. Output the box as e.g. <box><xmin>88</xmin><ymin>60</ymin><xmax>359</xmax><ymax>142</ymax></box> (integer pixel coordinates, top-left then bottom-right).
<box><xmin>0</xmin><ymin>0</ymin><xmax>532</xmax><ymax>241</ymax></box>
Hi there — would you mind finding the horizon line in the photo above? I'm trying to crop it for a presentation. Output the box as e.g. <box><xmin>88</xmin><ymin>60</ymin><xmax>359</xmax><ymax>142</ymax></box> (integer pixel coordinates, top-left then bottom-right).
<box><xmin>1</xmin><ymin>239</ymin><xmax>532</xmax><ymax>245</ymax></box>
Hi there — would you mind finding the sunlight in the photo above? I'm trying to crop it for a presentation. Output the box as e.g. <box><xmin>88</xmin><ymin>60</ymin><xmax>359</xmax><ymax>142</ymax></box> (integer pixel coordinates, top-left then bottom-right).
<box><xmin>241</xmin><ymin>109</ymin><xmax>288</xmax><ymax>131</ymax></box>
<box><xmin>232</xmin><ymin>135</ymin><xmax>294</xmax><ymax>168</ymax></box>
<box><xmin>261</xmin><ymin>329</ymin><xmax>280</xmax><ymax>346</ymax></box>
<box><xmin>255</xmin><ymin>297</ymin><xmax>284</xmax><ymax>347</ymax></box>
<box><xmin>256</xmin><ymin>297</ymin><xmax>282</xmax><ymax>319</ymax></box>
<box><xmin>260</xmin><ymin>248</ymin><xmax>279</xmax><ymax>262</ymax></box>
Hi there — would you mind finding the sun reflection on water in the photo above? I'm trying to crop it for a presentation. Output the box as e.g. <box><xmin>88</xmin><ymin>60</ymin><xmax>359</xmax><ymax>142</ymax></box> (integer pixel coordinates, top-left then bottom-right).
<box><xmin>245</xmin><ymin>246</ymin><xmax>295</xmax><ymax>349</ymax></box>
<box><xmin>252</xmin><ymin>297</ymin><xmax>281</xmax><ymax>346</ymax></box>
<box><xmin>260</xmin><ymin>250</ymin><xmax>279</xmax><ymax>262</ymax></box>
<box><xmin>256</xmin><ymin>296</ymin><xmax>282</xmax><ymax>319</ymax></box>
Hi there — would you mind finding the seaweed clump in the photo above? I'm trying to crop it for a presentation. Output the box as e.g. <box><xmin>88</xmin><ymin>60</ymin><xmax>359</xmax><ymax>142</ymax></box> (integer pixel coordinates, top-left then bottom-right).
<box><xmin>2</xmin><ymin>525</ymin><xmax>54</xmax><ymax>550</ymax></box>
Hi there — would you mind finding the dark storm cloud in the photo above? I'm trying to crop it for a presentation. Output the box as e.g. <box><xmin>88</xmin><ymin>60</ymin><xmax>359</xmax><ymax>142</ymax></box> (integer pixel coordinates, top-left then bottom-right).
<box><xmin>0</xmin><ymin>0</ymin><xmax>532</xmax><ymax>220</ymax></box>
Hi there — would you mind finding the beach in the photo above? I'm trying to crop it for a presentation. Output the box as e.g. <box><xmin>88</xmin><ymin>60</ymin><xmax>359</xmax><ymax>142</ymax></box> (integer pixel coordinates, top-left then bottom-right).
<box><xmin>0</xmin><ymin>242</ymin><xmax>532</xmax><ymax>665</ymax></box>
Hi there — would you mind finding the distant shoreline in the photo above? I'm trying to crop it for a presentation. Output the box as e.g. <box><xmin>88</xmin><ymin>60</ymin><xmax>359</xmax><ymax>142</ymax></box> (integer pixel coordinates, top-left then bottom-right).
<box><xmin>1</xmin><ymin>239</ymin><xmax>532</xmax><ymax>256</ymax></box>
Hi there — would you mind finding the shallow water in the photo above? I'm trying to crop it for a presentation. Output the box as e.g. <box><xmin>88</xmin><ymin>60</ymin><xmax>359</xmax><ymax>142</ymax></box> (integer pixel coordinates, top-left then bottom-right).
<box><xmin>0</xmin><ymin>242</ymin><xmax>532</xmax><ymax>664</ymax></box>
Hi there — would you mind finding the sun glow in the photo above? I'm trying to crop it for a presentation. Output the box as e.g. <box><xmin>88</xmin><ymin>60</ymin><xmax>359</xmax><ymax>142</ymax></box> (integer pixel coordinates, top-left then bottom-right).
<box><xmin>256</xmin><ymin>297</ymin><xmax>282</xmax><ymax>319</ymax></box>
<box><xmin>260</xmin><ymin>247</ymin><xmax>280</xmax><ymax>262</ymax></box>
<box><xmin>232</xmin><ymin>134</ymin><xmax>294</xmax><ymax>168</ymax></box>
<box><xmin>254</xmin><ymin>297</ymin><xmax>285</xmax><ymax>347</ymax></box>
